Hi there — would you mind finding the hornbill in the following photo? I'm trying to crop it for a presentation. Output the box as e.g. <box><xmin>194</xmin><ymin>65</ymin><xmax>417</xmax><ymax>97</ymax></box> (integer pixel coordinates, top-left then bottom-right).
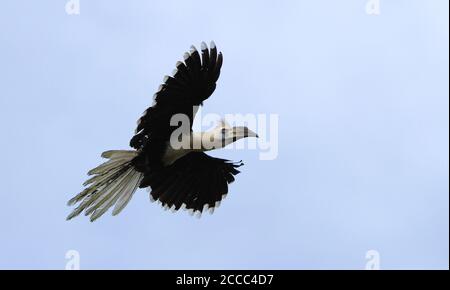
<box><xmin>67</xmin><ymin>42</ymin><xmax>258</xmax><ymax>221</ymax></box>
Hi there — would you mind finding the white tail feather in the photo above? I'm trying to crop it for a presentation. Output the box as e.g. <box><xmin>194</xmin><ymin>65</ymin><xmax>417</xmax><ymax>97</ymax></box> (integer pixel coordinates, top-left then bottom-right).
<box><xmin>84</xmin><ymin>168</ymin><xmax>134</xmax><ymax>216</ymax></box>
<box><xmin>113</xmin><ymin>171</ymin><xmax>143</xmax><ymax>216</ymax></box>
<box><xmin>67</xmin><ymin>150</ymin><xmax>143</xmax><ymax>221</ymax></box>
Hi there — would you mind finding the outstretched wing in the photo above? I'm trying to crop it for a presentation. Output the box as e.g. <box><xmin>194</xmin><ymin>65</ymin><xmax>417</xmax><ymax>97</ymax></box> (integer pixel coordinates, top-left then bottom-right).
<box><xmin>145</xmin><ymin>152</ymin><xmax>243</xmax><ymax>216</ymax></box>
<box><xmin>130</xmin><ymin>41</ymin><xmax>223</xmax><ymax>150</ymax></box>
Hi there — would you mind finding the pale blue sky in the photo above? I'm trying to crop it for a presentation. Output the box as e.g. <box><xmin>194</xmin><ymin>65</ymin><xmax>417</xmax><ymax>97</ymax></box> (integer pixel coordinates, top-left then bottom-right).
<box><xmin>0</xmin><ymin>0</ymin><xmax>448</xmax><ymax>269</ymax></box>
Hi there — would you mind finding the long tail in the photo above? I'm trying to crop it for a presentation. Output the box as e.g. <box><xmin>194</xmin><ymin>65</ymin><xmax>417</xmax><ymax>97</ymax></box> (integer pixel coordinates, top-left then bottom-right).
<box><xmin>66</xmin><ymin>150</ymin><xmax>143</xmax><ymax>222</ymax></box>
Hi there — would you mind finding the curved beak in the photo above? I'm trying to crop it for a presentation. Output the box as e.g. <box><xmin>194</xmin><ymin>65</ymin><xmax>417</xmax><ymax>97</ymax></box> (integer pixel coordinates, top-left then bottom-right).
<box><xmin>233</xmin><ymin>126</ymin><xmax>259</xmax><ymax>139</ymax></box>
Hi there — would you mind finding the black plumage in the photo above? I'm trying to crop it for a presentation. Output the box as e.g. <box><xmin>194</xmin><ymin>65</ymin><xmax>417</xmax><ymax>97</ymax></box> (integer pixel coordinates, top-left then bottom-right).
<box><xmin>147</xmin><ymin>152</ymin><xmax>243</xmax><ymax>212</ymax></box>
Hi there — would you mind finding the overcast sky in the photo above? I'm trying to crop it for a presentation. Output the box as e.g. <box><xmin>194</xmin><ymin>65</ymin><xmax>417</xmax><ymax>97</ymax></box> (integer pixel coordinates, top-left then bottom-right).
<box><xmin>0</xmin><ymin>0</ymin><xmax>448</xmax><ymax>269</ymax></box>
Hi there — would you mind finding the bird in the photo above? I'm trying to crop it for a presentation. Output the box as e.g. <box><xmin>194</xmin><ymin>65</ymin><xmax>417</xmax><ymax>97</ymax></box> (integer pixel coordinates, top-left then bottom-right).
<box><xmin>66</xmin><ymin>41</ymin><xmax>258</xmax><ymax>222</ymax></box>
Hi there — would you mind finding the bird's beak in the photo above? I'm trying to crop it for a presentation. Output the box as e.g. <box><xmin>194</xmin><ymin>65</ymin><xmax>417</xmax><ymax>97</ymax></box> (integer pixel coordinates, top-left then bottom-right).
<box><xmin>233</xmin><ymin>127</ymin><xmax>259</xmax><ymax>139</ymax></box>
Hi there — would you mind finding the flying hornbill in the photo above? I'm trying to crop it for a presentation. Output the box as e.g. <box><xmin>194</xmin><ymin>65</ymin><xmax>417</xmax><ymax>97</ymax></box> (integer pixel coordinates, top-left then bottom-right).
<box><xmin>67</xmin><ymin>42</ymin><xmax>258</xmax><ymax>221</ymax></box>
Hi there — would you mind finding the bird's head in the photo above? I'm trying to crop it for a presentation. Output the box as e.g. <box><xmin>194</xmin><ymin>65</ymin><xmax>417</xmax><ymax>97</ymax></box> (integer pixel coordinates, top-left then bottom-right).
<box><xmin>211</xmin><ymin>119</ymin><xmax>258</xmax><ymax>149</ymax></box>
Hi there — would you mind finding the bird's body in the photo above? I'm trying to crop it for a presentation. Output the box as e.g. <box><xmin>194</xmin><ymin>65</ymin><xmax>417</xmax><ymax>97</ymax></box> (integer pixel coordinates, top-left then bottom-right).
<box><xmin>67</xmin><ymin>42</ymin><xmax>257</xmax><ymax>221</ymax></box>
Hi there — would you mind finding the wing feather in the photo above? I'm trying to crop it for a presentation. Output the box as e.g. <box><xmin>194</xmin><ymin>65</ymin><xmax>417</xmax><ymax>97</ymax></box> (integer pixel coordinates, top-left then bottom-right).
<box><xmin>146</xmin><ymin>152</ymin><xmax>242</xmax><ymax>216</ymax></box>
<box><xmin>131</xmin><ymin>42</ymin><xmax>224</xmax><ymax>152</ymax></box>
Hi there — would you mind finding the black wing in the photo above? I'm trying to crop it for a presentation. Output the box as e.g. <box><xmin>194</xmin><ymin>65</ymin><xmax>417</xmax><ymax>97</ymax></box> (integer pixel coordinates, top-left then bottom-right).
<box><xmin>130</xmin><ymin>42</ymin><xmax>223</xmax><ymax>150</ymax></box>
<box><xmin>146</xmin><ymin>152</ymin><xmax>243</xmax><ymax>215</ymax></box>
